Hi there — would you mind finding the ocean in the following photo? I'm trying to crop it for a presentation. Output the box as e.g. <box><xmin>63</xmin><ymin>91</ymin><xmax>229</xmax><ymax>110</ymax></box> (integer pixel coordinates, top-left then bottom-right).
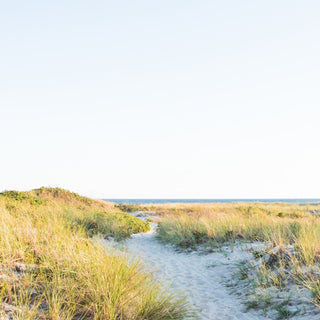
<box><xmin>103</xmin><ymin>199</ymin><xmax>320</xmax><ymax>204</ymax></box>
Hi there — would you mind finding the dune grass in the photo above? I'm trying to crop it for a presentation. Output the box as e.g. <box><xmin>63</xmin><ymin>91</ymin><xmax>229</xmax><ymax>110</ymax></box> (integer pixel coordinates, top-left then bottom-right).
<box><xmin>0</xmin><ymin>188</ymin><xmax>192</xmax><ymax>320</ymax></box>
<box><xmin>146</xmin><ymin>202</ymin><xmax>320</xmax><ymax>313</ymax></box>
<box><xmin>152</xmin><ymin>203</ymin><xmax>319</xmax><ymax>254</ymax></box>
<box><xmin>154</xmin><ymin>202</ymin><xmax>320</xmax><ymax>269</ymax></box>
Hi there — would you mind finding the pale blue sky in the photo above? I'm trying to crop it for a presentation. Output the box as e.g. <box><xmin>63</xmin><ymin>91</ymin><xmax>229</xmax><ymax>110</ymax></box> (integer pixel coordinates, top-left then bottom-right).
<box><xmin>1</xmin><ymin>1</ymin><xmax>320</xmax><ymax>198</ymax></box>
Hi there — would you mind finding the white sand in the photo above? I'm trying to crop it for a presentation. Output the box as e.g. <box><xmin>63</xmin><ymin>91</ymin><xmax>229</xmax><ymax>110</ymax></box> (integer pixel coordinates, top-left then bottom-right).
<box><xmin>123</xmin><ymin>214</ymin><xmax>267</xmax><ymax>320</ymax></box>
<box><xmin>105</xmin><ymin>212</ymin><xmax>318</xmax><ymax>320</ymax></box>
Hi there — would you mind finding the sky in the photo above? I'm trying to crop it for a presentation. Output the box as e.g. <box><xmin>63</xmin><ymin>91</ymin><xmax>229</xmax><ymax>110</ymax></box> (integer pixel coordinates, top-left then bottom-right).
<box><xmin>1</xmin><ymin>1</ymin><xmax>320</xmax><ymax>199</ymax></box>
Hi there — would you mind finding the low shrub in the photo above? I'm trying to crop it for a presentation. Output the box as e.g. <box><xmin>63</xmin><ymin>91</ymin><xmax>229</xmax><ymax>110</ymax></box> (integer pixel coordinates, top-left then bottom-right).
<box><xmin>115</xmin><ymin>203</ymin><xmax>147</xmax><ymax>213</ymax></box>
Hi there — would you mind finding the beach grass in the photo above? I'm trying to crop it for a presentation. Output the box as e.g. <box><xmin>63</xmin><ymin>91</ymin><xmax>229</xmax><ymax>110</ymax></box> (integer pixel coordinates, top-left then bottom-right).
<box><xmin>151</xmin><ymin>203</ymin><xmax>319</xmax><ymax>254</ymax></box>
<box><xmin>0</xmin><ymin>188</ymin><xmax>192</xmax><ymax>319</ymax></box>
<box><xmin>142</xmin><ymin>202</ymin><xmax>320</xmax><ymax>312</ymax></box>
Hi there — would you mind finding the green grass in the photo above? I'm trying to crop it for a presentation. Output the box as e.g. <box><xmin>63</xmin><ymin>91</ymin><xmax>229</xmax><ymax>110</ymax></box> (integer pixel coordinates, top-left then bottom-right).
<box><xmin>115</xmin><ymin>203</ymin><xmax>148</xmax><ymax>213</ymax></box>
<box><xmin>66</xmin><ymin>209</ymin><xmax>150</xmax><ymax>240</ymax></box>
<box><xmin>0</xmin><ymin>188</ymin><xmax>192</xmax><ymax>319</ymax></box>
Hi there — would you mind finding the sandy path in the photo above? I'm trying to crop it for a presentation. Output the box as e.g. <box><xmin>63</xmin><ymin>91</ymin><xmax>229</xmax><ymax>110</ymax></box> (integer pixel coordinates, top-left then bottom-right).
<box><xmin>123</xmin><ymin>213</ymin><xmax>269</xmax><ymax>320</ymax></box>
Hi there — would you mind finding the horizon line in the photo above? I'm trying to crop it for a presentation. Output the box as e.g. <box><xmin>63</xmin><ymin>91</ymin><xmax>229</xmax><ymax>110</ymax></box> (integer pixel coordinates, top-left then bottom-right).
<box><xmin>102</xmin><ymin>197</ymin><xmax>320</xmax><ymax>200</ymax></box>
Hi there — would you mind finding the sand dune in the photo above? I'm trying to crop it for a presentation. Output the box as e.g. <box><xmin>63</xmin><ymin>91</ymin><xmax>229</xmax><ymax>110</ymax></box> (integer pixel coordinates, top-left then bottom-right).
<box><xmin>101</xmin><ymin>212</ymin><xmax>319</xmax><ymax>319</ymax></box>
<box><xmin>123</xmin><ymin>215</ymin><xmax>266</xmax><ymax>320</ymax></box>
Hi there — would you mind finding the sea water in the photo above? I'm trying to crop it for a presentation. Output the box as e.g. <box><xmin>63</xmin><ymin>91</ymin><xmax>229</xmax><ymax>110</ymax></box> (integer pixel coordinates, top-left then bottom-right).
<box><xmin>103</xmin><ymin>198</ymin><xmax>320</xmax><ymax>204</ymax></box>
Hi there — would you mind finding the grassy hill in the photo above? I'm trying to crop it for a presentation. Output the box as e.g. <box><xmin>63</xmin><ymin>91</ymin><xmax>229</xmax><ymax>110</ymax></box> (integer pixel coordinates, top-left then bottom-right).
<box><xmin>0</xmin><ymin>188</ymin><xmax>190</xmax><ymax>320</ymax></box>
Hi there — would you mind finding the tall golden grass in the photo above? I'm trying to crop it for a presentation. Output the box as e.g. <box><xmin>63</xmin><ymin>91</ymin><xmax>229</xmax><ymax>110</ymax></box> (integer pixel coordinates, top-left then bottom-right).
<box><xmin>150</xmin><ymin>202</ymin><xmax>320</xmax><ymax>309</ymax></box>
<box><xmin>0</xmin><ymin>188</ymin><xmax>192</xmax><ymax>319</ymax></box>
<box><xmin>151</xmin><ymin>203</ymin><xmax>319</xmax><ymax>258</ymax></box>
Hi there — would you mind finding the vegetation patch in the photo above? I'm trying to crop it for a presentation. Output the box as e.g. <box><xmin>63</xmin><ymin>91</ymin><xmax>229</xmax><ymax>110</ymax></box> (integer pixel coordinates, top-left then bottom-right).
<box><xmin>69</xmin><ymin>210</ymin><xmax>150</xmax><ymax>239</ymax></box>
<box><xmin>115</xmin><ymin>203</ymin><xmax>148</xmax><ymax>213</ymax></box>
<box><xmin>0</xmin><ymin>188</ymin><xmax>191</xmax><ymax>320</ymax></box>
<box><xmin>154</xmin><ymin>202</ymin><xmax>320</xmax><ymax>317</ymax></box>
